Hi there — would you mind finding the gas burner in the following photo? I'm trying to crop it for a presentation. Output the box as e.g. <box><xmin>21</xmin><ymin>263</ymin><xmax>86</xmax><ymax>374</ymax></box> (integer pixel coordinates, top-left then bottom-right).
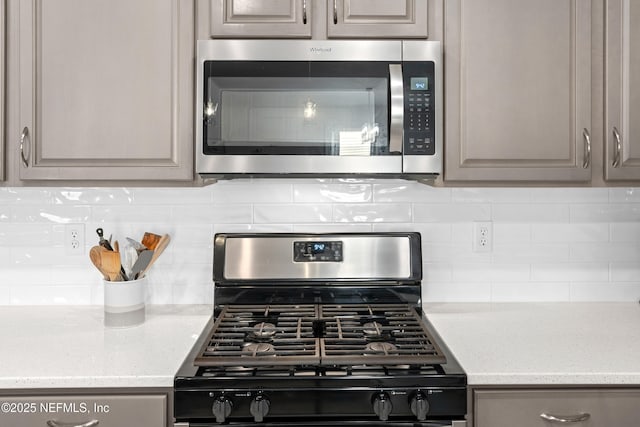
<box><xmin>242</xmin><ymin>342</ymin><xmax>276</xmax><ymax>357</ymax></box>
<box><xmin>251</xmin><ymin>322</ymin><xmax>277</xmax><ymax>337</ymax></box>
<box><xmin>362</xmin><ymin>321</ymin><xmax>383</xmax><ymax>336</ymax></box>
<box><xmin>364</xmin><ymin>342</ymin><xmax>398</xmax><ymax>355</ymax></box>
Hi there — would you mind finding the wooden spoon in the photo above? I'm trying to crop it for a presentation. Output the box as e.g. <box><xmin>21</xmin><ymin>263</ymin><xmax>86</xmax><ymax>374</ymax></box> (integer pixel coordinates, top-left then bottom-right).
<box><xmin>141</xmin><ymin>232</ymin><xmax>162</xmax><ymax>250</ymax></box>
<box><xmin>101</xmin><ymin>250</ymin><xmax>122</xmax><ymax>281</ymax></box>
<box><xmin>138</xmin><ymin>234</ymin><xmax>170</xmax><ymax>279</ymax></box>
<box><xmin>89</xmin><ymin>246</ymin><xmax>108</xmax><ymax>280</ymax></box>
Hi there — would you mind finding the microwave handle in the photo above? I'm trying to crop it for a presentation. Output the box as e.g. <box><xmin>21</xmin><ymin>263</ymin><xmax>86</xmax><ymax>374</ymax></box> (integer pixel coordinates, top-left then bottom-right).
<box><xmin>389</xmin><ymin>64</ymin><xmax>404</xmax><ymax>154</ymax></box>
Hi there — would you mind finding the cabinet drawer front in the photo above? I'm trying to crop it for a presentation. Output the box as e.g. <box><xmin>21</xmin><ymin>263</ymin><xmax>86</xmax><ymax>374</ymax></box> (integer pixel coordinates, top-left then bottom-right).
<box><xmin>474</xmin><ymin>389</ymin><xmax>640</xmax><ymax>427</ymax></box>
<box><xmin>0</xmin><ymin>394</ymin><xmax>166</xmax><ymax>427</ymax></box>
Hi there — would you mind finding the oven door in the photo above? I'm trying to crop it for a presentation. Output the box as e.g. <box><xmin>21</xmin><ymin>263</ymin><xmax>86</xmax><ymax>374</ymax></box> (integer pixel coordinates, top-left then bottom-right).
<box><xmin>196</xmin><ymin>40</ymin><xmax>405</xmax><ymax>176</ymax></box>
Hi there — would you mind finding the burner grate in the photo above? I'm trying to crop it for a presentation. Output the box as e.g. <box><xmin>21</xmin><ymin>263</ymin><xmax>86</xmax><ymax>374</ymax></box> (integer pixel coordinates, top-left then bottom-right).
<box><xmin>194</xmin><ymin>304</ymin><xmax>320</xmax><ymax>366</ymax></box>
<box><xmin>194</xmin><ymin>303</ymin><xmax>445</xmax><ymax>367</ymax></box>
<box><xmin>320</xmin><ymin>304</ymin><xmax>446</xmax><ymax>365</ymax></box>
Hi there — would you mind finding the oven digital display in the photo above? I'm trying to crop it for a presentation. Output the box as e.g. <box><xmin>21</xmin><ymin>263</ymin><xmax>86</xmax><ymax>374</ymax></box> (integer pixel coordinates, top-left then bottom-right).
<box><xmin>294</xmin><ymin>241</ymin><xmax>343</xmax><ymax>262</ymax></box>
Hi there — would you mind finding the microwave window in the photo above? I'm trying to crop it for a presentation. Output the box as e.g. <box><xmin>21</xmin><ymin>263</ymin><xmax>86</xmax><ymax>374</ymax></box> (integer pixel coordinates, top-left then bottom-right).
<box><xmin>205</xmin><ymin>77</ymin><xmax>389</xmax><ymax>155</ymax></box>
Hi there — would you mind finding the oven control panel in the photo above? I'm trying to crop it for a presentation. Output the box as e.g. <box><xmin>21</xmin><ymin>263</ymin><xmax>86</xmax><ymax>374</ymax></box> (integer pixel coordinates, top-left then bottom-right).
<box><xmin>294</xmin><ymin>240</ymin><xmax>343</xmax><ymax>262</ymax></box>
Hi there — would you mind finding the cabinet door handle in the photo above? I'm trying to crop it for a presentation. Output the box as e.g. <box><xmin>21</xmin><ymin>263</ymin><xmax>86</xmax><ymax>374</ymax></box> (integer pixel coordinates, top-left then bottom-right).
<box><xmin>302</xmin><ymin>0</ymin><xmax>307</xmax><ymax>24</ymax></box>
<box><xmin>20</xmin><ymin>126</ymin><xmax>30</xmax><ymax>167</ymax></box>
<box><xmin>540</xmin><ymin>412</ymin><xmax>591</xmax><ymax>423</ymax></box>
<box><xmin>582</xmin><ymin>128</ymin><xmax>591</xmax><ymax>169</ymax></box>
<box><xmin>333</xmin><ymin>0</ymin><xmax>338</xmax><ymax>24</ymax></box>
<box><xmin>46</xmin><ymin>420</ymin><xmax>99</xmax><ymax>427</ymax></box>
<box><xmin>612</xmin><ymin>126</ymin><xmax>622</xmax><ymax>167</ymax></box>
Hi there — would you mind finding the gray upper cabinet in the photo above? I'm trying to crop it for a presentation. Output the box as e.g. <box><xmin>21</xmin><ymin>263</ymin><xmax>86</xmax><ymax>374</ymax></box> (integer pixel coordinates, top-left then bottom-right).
<box><xmin>209</xmin><ymin>0</ymin><xmax>311</xmax><ymax>38</ymax></box>
<box><xmin>18</xmin><ymin>0</ymin><xmax>194</xmax><ymax>181</ymax></box>
<box><xmin>206</xmin><ymin>0</ymin><xmax>428</xmax><ymax>39</ymax></box>
<box><xmin>444</xmin><ymin>0</ymin><xmax>592</xmax><ymax>182</ymax></box>
<box><xmin>328</xmin><ymin>0</ymin><xmax>428</xmax><ymax>38</ymax></box>
<box><xmin>605</xmin><ymin>0</ymin><xmax>640</xmax><ymax>180</ymax></box>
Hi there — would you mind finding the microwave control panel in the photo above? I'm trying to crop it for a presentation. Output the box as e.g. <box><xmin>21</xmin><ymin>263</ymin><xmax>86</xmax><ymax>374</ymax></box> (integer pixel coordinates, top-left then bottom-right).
<box><xmin>403</xmin><ymin>61</ymin><xmax>436</xmax><ymax>156</ymax></box>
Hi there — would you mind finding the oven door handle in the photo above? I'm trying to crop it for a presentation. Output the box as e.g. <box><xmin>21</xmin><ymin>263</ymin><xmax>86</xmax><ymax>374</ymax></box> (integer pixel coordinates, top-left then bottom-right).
<box><xmin>389</xmin><ymin>63</ymin><xmax>404</xmax><ymax>154</ymax></box>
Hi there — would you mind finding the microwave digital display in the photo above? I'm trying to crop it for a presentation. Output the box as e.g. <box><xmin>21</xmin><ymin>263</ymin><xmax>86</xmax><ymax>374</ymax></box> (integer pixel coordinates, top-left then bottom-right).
<box><xmin>410</xmin><ymin>77</ymin><xmax>429</xmax><ymax>91</ymax></box>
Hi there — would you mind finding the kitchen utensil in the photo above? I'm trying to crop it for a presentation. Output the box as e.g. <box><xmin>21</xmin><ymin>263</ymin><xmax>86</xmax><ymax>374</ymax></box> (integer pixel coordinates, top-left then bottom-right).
<box><xmin>138</xmin><ymin>234</ymin><xmax>170</xmax><ymax>278</ymax></box>
<box><xmin>126</xmin><ymin>237</ymin><xmax>146</xmax><ymax>253</ymax></box>
<box><xmin>96</xmin><ymin>228</ymin><xmax>114</xmax><ymax>251</ymax></box>
<box><xmin>131</xmin><ymin>250</ymin><xmax>153</xmax><ymax>280</ymax></box>
<box><xmin>141</xmin><ymin>232</ymin><xmax>162</xmax><ymax>250</ymax></box>
<box><xmin>101</xmin><ymin>250</ymin><xmax>123</xmax><ymax>281</ymax></box>
<box><xmin>89</xmin><ymin>246</ymin><xmax>108</xmax><ymax>280</ymax></box>
<box><xmin>96</xmin><ymin>228</ymin><xmax>128</xmax><ymax>281</ymax></box>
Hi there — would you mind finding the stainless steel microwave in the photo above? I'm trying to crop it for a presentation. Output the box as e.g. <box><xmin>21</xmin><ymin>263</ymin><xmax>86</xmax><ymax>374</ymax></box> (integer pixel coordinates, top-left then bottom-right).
<box><xmin>196</xmin><ymin>40</ymin><xmax>442</xmax><ymax>179</ymax></box>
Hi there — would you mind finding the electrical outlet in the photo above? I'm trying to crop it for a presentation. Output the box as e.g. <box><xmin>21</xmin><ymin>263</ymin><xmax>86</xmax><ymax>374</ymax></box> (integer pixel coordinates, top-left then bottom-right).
<box><xmin>473</xmin><ymin>221</ymin><xmax>493</xmax><ymax>253</ymax></box>
<box><xmin>65</xmin><ymin>223</ymin><xmax>85</xmax><ymax>255</ymax></box>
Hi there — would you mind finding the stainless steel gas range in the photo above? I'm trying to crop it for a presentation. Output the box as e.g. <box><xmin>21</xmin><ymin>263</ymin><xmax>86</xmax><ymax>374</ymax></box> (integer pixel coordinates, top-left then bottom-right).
<box><xmin>174</xmin><ymin>233</ymin><xmax>467</xmax><ymax>426</ymax></box>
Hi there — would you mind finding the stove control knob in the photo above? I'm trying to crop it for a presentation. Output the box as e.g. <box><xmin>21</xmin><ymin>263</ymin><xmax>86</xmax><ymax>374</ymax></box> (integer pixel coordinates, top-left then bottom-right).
<box><xmin>409</xmin><ymin>392</ymin><xmax>430</xmax><ymax>421</ymax></box>
<box><xmin>372</xmin><ymin>392</ymin><xmax>393</xmax><ymax>421</ymax></box>
<box><xmin>250</xmin><ymin>394</ymin><xmax>271</xmax><ymax>422</ymax></box>
<box><xmin>211</xmin><ymin>395</ymin><xmax>233</xmax><ymax>423</ymax></box>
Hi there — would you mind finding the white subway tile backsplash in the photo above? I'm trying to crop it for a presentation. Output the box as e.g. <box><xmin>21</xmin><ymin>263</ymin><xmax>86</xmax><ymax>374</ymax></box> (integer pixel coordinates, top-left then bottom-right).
<box><xmin>215</xmin><ymin>182</ymin><xmax>292</xmax><ymax>203</ymax></box>
<box><xmin>491</xmin><ymin>282</ymin><xmax>570</xmax><ymax>302</ymax></box>
<box><xmin>414</xmin><ymin>203</ymin><xmax>491</xmax><ymax>223</ymax></box>
<box><xmin>0</xmin><ymin>185</ymin><xmax>639</xmax><ymax>304</ymax></box>
<box><xmin>609</xmin><ymin>187</ymin><xmax>640</xmax><ymax>203</ymax></box>
<box><xmin>610</xmin><ymin>262</ymin><xmax>640</xmax><ymax>282</ymax></box>
<box><xmin>11</xmin><ymin>206</ymin><xmax>92</xmax><ymax>223</ymax></box>
<box><xmin>531</xmin><ymin>188</ymin><xmax>610</xmax><ymax>203</ymax></box>
<box><xmin>569</xmin><ymin>242</ymin><xmax>640</xmax><ymax>262</ymax></box>
<box><xmin>493</xmin><ymin>204</ymin><xmax>570</xmax><ymax>223</ymax></box>
<box><xmin>374</xmin><ymin>183</ymin><xmax>451</xmax><ymax>203</ymax></box>
<box><xmin>570</xmin><ymin>282</ymin><xmax>640</xmax><ymax>301</ymax></box>
<box><xmin>531</xmin><ymin>223</ymin><xmax>609</xmax><ymax>243</ymax></box>
<box><xmin>610</xmin><ymin>223</ymin><xmax>640</xmax><ymax>242</ymax></box>
<box><xmin>570</xmin><ymin>203</ymin><xmax>640</xmax><ymax>222</ymax></box>
<box><xmin>53</xmin><ymin>188</ymin><xmax>134</xmax><ymax>205</ymax></box>
<box><xmin>255</xmin><ymin>204</ymin><xmax>332</xmax><ymax>223</ymax></box>
<box><xmin>93</xmin><ymin>205</ymin><xmax>173</xmax><ymax>223</ymax></box>
<box><xmin>452</xmin><ymin>188</ymin><xmax>531</xmax><ymax>203</ymax></box>
<box><xmin>531</xmin><ymin>262</ymin><xmax>610</xmax><ymax>282</ymax></box>
<box><xmin>334</xmin><ymin>203</ymin><xmax>412</xmax><ymax>223</ymax></box>
<box><xmin>295</xmin><ymin>183</ymin><xmax>372</xmax><ymax>203</ymax></box>
<box><xmin>422</xmin><ymin>282</ymin><xmax>492</xmax><ymax>302</ymax></box>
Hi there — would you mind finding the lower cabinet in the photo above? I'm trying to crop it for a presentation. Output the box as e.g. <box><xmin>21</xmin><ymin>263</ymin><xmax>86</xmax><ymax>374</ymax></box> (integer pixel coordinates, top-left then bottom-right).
<box><xmin>474</xmin><ymin>388</ymin><xmax>640</xmax><ymax>426</ymax></box>
<box><xmin>0</xmin><ymin>393</ymin><xmax>167</xmax><ymax>427</ymax></box>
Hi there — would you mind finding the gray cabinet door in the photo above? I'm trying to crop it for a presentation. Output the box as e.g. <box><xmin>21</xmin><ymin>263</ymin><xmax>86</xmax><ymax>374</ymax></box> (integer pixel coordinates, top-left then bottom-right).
<box><xmin>328</xmin><ymin>0</ymin><xmax>428</xmax><ymax>38</ymax></box>
<box><xmin>0</xmin><ymin>394</ymin><xmax>166</xmax><ymax>427</ymax></box>
<box><xmin>209</xmin><ymin>0</ymin><xmax>311</xmax><ymax>38</ymax></box>
<box><xmin>444</xmin><ymin>0</ymin><xmax>592</xmax><ymax>182</ymax></box>
<box><xmin>0</xmin><ymin>0</ymin><xmax>4</xmax><ymax>181</ymax></box>
<box><xmin>18</xmin><ymin>0</ymin><xmax>194</xmax><ymax>181</ymax></box>
<box><xmin>475</xmin><ymin>389</ymin><xmax>640</xmax><ymax>427</ymax></box>
<box><xmin>605</xmin><ymin>0</ymin><xmax>640</xmax><ymax>180</ymax></box>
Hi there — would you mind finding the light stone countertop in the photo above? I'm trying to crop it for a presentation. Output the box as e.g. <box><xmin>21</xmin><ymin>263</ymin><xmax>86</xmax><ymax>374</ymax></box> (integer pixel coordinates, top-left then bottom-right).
<box><xmin>2</xmin><ymin>303</ymin><xmax>640</xmax><ymax>390</ymax></box>
<box><xmin>0</xmin><ymin>305</ymin><xmax>212</xmax><ymax>389</ymax></box>
<box><xmin>424</xmin><ymin>302</ymin><xmax>640</xmax><ymax>386</ymax></box>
